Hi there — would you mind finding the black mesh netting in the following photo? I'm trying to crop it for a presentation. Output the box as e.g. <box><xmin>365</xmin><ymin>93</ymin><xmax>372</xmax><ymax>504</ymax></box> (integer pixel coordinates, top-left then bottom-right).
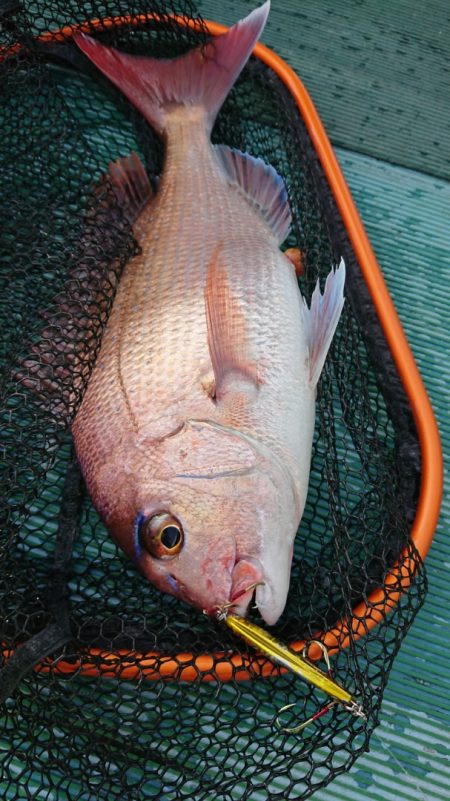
<box><xmin>0</xmin><ymin>1</ymin><xmax>427</xmax><ymax>799</ymax></box>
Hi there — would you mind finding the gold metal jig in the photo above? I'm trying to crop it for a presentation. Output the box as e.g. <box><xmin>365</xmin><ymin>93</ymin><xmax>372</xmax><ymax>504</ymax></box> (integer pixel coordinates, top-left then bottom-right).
<box><xmin>218</xmin><ymin>612</ymin><xmax>366</xmax><ymax>733</ymax></box>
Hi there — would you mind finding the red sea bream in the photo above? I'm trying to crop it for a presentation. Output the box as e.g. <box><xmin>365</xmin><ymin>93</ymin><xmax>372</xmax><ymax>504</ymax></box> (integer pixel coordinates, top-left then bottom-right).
<box><xmin>73</xmin><ymin>0</ymin><xmax>345</xmax><ymax>624</ymax></box>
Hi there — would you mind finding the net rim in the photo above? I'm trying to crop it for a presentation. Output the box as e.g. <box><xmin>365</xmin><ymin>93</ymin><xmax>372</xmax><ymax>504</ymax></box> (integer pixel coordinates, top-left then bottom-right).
<box><xmin>0</xmin><ymin>11</ymin><xmax>442</xmax><ymax>683</ymax></box>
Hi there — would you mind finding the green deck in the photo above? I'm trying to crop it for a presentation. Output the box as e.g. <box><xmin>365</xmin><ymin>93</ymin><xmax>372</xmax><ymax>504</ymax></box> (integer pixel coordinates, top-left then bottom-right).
<box><xmin>198</xmin><ymin>1</ymin><xmax>450</xmax><ymax>798</ymax></box>
<box><xmin>200</xmin><ymin>0</ymin><xmax>450</xmax><ymax>181</ymax></box>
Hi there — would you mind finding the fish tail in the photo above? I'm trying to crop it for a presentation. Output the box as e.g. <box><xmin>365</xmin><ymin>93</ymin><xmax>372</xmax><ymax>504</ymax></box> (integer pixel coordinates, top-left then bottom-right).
<box><xmin>74</xmin><ymin>1</ymin><xmax>270</xmax><ymax>135</ymax></box>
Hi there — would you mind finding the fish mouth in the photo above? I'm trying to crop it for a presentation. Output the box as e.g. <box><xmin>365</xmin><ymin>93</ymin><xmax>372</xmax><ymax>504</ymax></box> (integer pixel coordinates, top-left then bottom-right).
<box><xmin>227</xmin><ymin>557</ymin><xmax>265</xmax><ymax>618</ymax></box>
<box><xmin>206</xmin><ymin>555</ymin><xmax>288</xmax><ymax>625</ymax></box>
<box><xmin>227</xmin><ymin>551</ymin><xmax>292</xmax><ymax>626</ymax></box>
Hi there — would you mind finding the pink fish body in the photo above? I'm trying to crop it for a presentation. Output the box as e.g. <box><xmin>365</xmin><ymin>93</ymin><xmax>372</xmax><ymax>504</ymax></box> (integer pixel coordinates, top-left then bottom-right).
<box><xmin>73</xmin><ymin>1</ymin><xmax>345</xmax><ymax>624</ymax></box>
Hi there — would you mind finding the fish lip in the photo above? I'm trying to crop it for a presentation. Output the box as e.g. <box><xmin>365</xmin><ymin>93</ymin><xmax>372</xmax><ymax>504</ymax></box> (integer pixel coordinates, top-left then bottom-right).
<box><xmin>225</xmin><ymin>556</ymin><xmax>265</xmax><ymax>617</ymax></box>
<box><xmin>203</xmin><ymin>557</ymin><xmax>265</xmax><ymax>619</ymax></box>
<box><xmin>230</xmin><ymin>556</ymin><xmax>264</xmax><ymax>600</ymax></box>
<box><xmin>253</xmin><ymin>581</ymin><xmax>286</xmax><ymax>626</ymax></box>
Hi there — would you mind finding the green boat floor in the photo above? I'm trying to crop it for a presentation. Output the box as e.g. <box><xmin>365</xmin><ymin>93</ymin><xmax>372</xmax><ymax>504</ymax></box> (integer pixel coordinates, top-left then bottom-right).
<box><xmin>198</xmin><ymin>0</ymin><xmax>450</xmax><ymax>181</ymax></box>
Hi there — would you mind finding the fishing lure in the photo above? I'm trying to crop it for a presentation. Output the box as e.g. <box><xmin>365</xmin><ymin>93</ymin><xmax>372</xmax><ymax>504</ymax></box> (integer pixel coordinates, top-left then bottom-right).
<box><xmin>221</xmin><ymin>609</ymin><xmax>365</xmax><ymax>733</ymax></box>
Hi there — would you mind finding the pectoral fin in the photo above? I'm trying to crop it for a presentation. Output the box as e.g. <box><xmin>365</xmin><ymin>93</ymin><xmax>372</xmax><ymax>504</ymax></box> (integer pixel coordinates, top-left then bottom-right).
<box><xmin>204</xmin><ymin>248</ymin><xmax>260</xmax><ymax>400</ymax></box>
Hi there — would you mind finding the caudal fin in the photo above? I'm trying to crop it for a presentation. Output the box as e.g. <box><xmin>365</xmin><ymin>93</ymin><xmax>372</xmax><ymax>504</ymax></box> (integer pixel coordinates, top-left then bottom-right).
<box><xmin>74</xmin><ymin>1</ymin><xmax>270</xmax><ymax>135</ymax></box>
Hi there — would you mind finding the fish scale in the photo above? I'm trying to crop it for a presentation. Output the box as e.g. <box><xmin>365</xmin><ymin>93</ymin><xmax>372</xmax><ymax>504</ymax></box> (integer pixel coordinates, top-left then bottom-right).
<box><xmin>109</xmin><ymin>132</ymin><xmax>287</xmax><ymax>434</ymax></box>
<box><xmin>72</xmin><ymin>1</ymin><xmax>345</xmax><ymax>624</ymax></box>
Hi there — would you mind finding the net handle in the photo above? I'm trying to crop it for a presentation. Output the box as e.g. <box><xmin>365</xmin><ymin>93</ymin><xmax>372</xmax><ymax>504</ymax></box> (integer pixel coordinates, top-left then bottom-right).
<box><xmin>0</xmin><ymin>12</ymin><xmax>442</xmax><ymax>682</ymax></box>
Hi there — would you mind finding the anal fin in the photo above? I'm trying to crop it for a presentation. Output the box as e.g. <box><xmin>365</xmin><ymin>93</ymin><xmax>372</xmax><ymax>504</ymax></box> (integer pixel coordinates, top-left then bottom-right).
<box><xmin>104</xmin><ymin>152</ymin><xmax>153</xmax><ymax>223</ymax></box>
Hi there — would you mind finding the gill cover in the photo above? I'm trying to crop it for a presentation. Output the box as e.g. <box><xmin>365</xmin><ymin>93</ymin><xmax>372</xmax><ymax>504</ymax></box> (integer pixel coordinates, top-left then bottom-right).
<box><xmin>150</xmin><ymin>419</ymin><xmax>260</xmax><ymax>481</ymax></box>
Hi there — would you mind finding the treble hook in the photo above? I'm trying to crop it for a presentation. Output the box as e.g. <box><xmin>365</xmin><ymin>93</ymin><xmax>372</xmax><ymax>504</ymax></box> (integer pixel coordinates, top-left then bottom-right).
<box><xmin>275</xmin><ymin>639</ymin><xmax>366</xmax><ymax>734</ymax></box>
<box><xmin>275</xmin><ymin>700</ymin><xmax>338</xmax><ymax>734</ymax></box>
<box><xmin>303</xmin><ymin>639</ymin><xmax>332</xmax><ymax>671</ymax></box>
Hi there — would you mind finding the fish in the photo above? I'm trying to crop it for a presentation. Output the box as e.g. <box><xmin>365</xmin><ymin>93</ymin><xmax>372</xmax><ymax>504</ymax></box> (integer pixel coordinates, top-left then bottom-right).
<box><xmin>72</xmin><ymin>0</ymin><xmax>345</xmax><ymax>625</ymax></box>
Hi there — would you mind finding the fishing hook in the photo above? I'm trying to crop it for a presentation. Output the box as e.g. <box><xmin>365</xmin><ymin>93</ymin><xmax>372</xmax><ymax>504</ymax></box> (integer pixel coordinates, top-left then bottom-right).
<box><xmin>275</xmin><ymin>700</ymin><xmax>339</xmax><ymax>734</ymax></box>
<box><xmin>275</xmin><ymin>639</ymin><xmax>366</xmax><ymax>734</ymax></box>
<box><xmin>205</xmin><ymin>581</ymin><xmax>266</xmax><ymax>621</ymax></box>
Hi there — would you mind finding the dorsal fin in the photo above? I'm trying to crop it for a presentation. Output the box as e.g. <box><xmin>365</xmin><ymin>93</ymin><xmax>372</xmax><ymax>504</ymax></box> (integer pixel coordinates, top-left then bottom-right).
<box><xmin>104</xmin><ymin>152</ymin><xmax>153</xmax><ymax>223</ymax></box>
<box><xmin>214</xmin><ymin>145</ymin><xmax>291</xmax><ymax>244</ymax></box>
<box><xmin>301</xmin><ymin>260</ymin><xmax>346</xmax><ymax>388</ymax></box>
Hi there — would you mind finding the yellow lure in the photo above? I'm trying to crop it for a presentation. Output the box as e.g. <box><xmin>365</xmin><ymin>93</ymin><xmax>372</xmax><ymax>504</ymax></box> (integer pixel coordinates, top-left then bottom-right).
<box><xmin>224</xmin><ymin>614</ymin><xmax>353</xmax><ymax>705</ymax></box>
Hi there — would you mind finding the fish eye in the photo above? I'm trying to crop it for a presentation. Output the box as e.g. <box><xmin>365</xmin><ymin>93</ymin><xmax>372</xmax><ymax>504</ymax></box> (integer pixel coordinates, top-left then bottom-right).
<box><xmin>139</xmin><ymin>512</ymin><xmax>184</xmax><ymax>559</ymax></box>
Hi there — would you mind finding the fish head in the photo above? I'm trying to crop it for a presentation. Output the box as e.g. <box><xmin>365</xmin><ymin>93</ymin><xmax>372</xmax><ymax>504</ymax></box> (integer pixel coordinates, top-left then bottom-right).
<box><xmin>105</xmin><ymin>420</ymin><xmax>300</xmax><ymax>625</ymax></box>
